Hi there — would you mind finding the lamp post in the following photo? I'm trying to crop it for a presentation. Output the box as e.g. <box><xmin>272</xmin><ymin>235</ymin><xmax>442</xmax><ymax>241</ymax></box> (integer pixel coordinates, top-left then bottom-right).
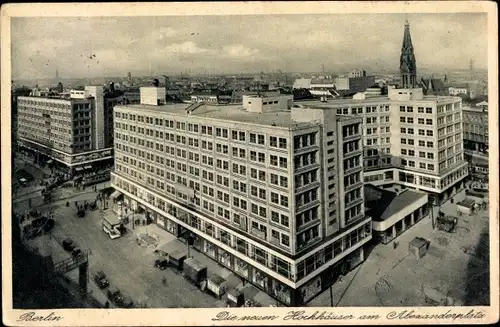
<box><xmin>429</xmin><ymin>197</ymin><xmax>435</xmax><ymax>230</ymax></box>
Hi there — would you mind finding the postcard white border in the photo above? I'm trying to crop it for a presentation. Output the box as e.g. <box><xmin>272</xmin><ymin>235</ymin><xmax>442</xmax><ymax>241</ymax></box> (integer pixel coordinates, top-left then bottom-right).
<box><xmin>1</xmin><ymin>1</ymin><xmax>498</xmax><ymax>326</ymax></box>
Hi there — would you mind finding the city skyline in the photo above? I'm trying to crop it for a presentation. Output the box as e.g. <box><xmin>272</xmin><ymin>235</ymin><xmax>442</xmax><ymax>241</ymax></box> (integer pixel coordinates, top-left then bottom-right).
<box><xmin>11</xmin><ymin>13</ymin><xmax>487</xmax><ymax>80</ymax></box>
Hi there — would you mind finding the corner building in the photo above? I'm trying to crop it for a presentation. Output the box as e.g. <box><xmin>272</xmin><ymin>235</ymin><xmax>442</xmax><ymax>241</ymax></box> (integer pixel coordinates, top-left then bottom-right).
<box><xmin>17</xmin><ymin>86</ymin><xmax>113</xmax><ymax>175</ymax></box>
<box><xmin>111</xmin><ymin>90</ymin><xmax>371</xmax><ymax>305</ymax></box>
<box><xmin>298</xmin><ymin>88</ymin><xmax>467</xmax><ymax>205</ymax></box>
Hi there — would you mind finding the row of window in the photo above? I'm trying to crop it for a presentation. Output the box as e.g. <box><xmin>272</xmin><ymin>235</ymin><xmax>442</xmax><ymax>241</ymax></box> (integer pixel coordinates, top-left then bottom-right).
<box><xmin>400</xmin><ymin>149</ymin><xmax>435</xmax><ymax>159</ymax></box>
<box><xmin>400</xmin><ymin>106</ymin><xmax>433</xmax><ymax>114</ymax></box>
<box><xmin>401</xmin><ymin>128</ymin><xmax>434</xmax><ymax>137</ymax></box>
<box><xmin>116</xmin><ymin>114</ymin><xmax>289</xmax><ymax>149</ymax></box>
<box><xmin>336</xmin><ymin>105</ymin><xmax>390</xmax><ymax>116</ymax></box>
<box><xmin>401</xmin><ymin>159</ymin><xmax>434</xmax><ymax>171</ymax></box>
<box><xmin>401</xmin><ymin>138</ymin><xmax>434</xmax><ymax>148</ymax></box>
<box><xmin>400</xmin><ymin>117</ymin><xmax>433</xmax><ymax>125</ymax></box>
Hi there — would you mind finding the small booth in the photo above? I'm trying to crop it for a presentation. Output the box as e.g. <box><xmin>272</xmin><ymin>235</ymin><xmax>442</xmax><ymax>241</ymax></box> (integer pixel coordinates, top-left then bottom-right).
<box><xmin>206</xmin><ymin>273</ymin><xmax>227</xmax><ymax>299</ymax></box>
<box><xmin>183</xmin><ymin>257</ymin><xmax>207</xmax><ymax>287</ymax></box>
<box><xmin>226</xmin><ymin>289</ymin><xmax>245</xmax><ymax>307</ymax></box>
<box><xmin>168</xmin><ymin>249</ymin><xmax>188</xmax><ymax>271</ymax></box>
<box><xmin>409</xmin><ymin>237</ymin><xmax>430</xmax><ymax>259</ymax></box>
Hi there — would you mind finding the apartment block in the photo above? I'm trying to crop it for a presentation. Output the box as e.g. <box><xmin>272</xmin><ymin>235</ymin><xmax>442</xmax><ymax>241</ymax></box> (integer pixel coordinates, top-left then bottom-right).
<box><xmin>111</xmin><ymin>89</ymin><xmax>371</xmax><ymax>305</ymax></box>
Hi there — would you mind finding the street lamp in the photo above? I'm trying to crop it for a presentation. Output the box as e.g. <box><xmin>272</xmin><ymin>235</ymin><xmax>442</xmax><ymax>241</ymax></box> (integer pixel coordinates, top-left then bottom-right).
<box><xmin>429</xmin><ymin>197</ymin><xmax>435</xmax><ymax>230</ymax></box>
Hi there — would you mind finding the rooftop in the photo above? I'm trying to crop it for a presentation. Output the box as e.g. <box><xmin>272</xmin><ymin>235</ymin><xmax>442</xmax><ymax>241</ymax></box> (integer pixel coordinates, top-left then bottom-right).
<box><xmin>118</xmin><ymin>103</ymin><xmax>315</xmax><ymax>129</ymax></box>
<box><xmin>364</xmin><ymin>184</ymin><xmax>427</xmax><ymax>222</ymax></box>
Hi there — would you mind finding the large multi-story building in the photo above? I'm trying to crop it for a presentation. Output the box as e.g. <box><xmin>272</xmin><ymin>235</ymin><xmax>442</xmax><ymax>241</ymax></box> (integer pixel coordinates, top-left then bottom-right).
<box><xmin>111</xmin><ymin>89</ymin><xmax>371</xmax><ymax>305</ymax></box>
<box><xmin>297</xmin><ymin>88</ymin><xmax>467</xmax><ymax>205</ymax></box>
<box><xmin>463</xmin><ymin>104</ymin><xmax>488</xmax><ymax>152</ymax></box>
<box><xmin>17</xmin><ymin>86</ymin><xmax>114</xmax><ymax>175</ymax></box>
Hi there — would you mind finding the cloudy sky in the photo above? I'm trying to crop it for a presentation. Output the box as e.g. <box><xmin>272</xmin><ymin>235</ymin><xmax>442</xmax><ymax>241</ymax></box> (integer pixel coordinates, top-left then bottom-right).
<box><xmin>11</xmin><ymin>13</ymin><xmax>487</xmax><ymax>79</ymax></box>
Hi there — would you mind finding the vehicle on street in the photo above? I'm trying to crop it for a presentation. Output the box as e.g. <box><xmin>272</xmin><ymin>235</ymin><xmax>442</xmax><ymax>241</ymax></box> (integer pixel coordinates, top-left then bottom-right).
<box><xmin>72</xmin><ymin>247</ymin><xmax>83</xmax><ymax>258</ymax></box>
<box><xmin>76</xmin><ymin>207</ymin><xmax>86</xmax><ymax>218</ymax></box>
<box><xmin>101</xmin><ymin>215</ymin><xmax>122</xmax><ymax>239</ymax></box>
<box><xmin>107</xmin><ymin>286</ymin><xmax>124</xmax><ymax>305</ymax></box>
<box><xmin>118</xmin><ymin>295</ymin><xmax>134</xmax><ymax>308</ymax></box>
<box><xmin>62</xmin><ymin>238</ymin><xmax>76</xmax><ymax>251</ymax></box>
<box><xmin>436</xmin><ymin>216</ymin><xmax>458</xmax><ymax>233</ymax></box>
<box><xmin>93</xmin><ymin>271</ymin><xmax>110</xmax><ymax>289</ymax></box>
<box><xmin>154</xmin><ymin>258</ymin><xmax>169</xmax><ymax>270</ymax></box>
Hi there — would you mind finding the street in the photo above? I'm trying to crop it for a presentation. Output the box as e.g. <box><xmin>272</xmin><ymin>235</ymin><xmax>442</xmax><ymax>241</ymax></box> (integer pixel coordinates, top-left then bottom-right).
<box><xmin>47</xmin><ymin>194</ymin><xmax>227</xmax><ymax>308</ymax></box>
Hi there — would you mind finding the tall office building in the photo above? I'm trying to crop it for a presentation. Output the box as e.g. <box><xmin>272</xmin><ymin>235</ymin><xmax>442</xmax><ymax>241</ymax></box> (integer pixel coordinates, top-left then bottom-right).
<box><xmin>17</xmin><ymin>86</ymin><xmax>113</xmax><ymax>175</ymax></box>
<box><xmin>111</xmin><ymin>91</ymin><xmax>371</xmax><ymax>305</ymax></box>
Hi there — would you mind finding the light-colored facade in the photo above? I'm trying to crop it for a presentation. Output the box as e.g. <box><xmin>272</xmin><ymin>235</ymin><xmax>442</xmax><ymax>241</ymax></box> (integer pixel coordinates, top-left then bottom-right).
<box><xmin>297</xmin><ymin>87</ymin><xmax>468</xmax><ymax>204</ymax></box>
<box><xmin>463</xmin><ymin>106</ymin><xmax>488</xmax><ymax>152</ymax></box>
<box><xmin>17</xmin><ymin>86</ymin><xmax>113</xmax><ymax>173</ymax></box>
<box><xmin>111</xmin><ymin>90</ymin><xmax>371</xmax><ymax>305</ymax></box>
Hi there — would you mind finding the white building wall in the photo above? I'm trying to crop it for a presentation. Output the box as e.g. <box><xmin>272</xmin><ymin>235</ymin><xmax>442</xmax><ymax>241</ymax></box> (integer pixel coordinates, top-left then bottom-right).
<box><xmin>85</xmin><ymin>86</ymin><xmax>105</xmax><ymax>149</ymax></box>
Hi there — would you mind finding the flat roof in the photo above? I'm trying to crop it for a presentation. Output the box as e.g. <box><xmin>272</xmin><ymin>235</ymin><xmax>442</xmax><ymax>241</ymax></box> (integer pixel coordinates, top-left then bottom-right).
<box><xmin>296</xmin><ymin>98</ymin><xmax>389</xmax><ymax>106</ymax></box>
<box><xmin>117</xmin><ymin>103</ymin><xmax>315</xmax><ymax>129</ymax></box>
<box><xmin>364</xmin><ymin>185</ymin><xmax>427</xmax><ymax>222</ymax></box>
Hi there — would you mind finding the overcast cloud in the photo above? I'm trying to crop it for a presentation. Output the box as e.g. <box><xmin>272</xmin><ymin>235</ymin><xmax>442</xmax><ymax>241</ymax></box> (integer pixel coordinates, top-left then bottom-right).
<box><xmin>11</xmin><ymin>13</ymin><xmax>487</xmax><ymax>79</ymax></box>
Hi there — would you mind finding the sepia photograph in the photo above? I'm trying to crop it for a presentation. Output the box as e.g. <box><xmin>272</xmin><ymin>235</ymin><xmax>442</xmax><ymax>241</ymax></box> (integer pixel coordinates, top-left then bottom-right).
<box><xmin>1</xmin><ymin>1</ymin><xmax>498</xmax><ymax>326</ymax></box>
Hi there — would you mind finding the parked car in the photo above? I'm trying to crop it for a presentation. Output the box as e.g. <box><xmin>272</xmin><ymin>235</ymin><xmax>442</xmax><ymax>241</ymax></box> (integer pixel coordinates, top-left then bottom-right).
<box><xmin>118</xmin><ymin>295</ymin><xmax>134</xmax><ymax>308</ymax></box>
<box><xmin>107</xmin><ymin>286</ymin><xmax>123</xmax><ymax>304</ymax></box>
<box><xmin>93</xmin><ymin>271</ymin><xmax>109</xmax><ymax>289</ymax></box>
<box><xmin>154</xmin><ymin>258</ymin><xmax>169</xmax><ymax>270</ymax></box>
<box><xmin>62</xmin><ymin>238</ymin><xmax>75</xmax><ymax>251</ymax></box>
<box><xmin>72</xmin><ymin>247</ymin><xmax>83</xmax><ymax>258</ymax></box>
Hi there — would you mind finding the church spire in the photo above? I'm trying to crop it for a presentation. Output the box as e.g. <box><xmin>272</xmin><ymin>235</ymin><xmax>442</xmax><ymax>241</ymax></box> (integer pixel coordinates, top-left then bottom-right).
<box><xmin>400</xmin><ymin>20</ymin><xmax>417</xmax><ymax>88</ymax></box>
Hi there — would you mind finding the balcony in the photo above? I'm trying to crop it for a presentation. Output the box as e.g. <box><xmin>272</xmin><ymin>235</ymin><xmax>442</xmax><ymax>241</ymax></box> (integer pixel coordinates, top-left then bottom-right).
<box><xmin>250</xmin><ymin>227</ymin><xmax>267</xmax><ymax>240</ymax></box>
<box><xmin>344</xmin><ymin>148</ymin><xmax>362</xmax><ymax>159</ymax></box>
<box><xmin>294</xmin><ymin>163</ymin><xmax>320</xmax><ymax>175</ymax></box>
<box><xmin>344</xmin><ymin>165</ymin><xmax>363</xmax><ymax>175</ymax></box>
<box><xmin>295</xmin><ymin>181</ymin><xmax>320</xmax><ymax>194</ymax></box>
<box><xmin>296</xmin><ymin>199</ymin><xmax>320</xmax><ymax>214</ymax></box>
<box><xmin>342</xmin><ymin>133</ymin><xmax>360</xmax><ymax>142</ymax></box>
<box><xmin>345</xmin><ymin>197</ymin><xmax>363</xmax><ymax>210</ymax></box>
<box><xmin>294</xmin><ymin>144</ymin><xmax>319</xmax><ymax>155</ymax></box>
<box><xmin>344</xmin><ymin>180</ymin><xmax>362</xmax><ymax>192</ymax></box>
<box><xmin>270</xmin><ymin>235</ymin><xmax>281</xmax><ymax>247</ymax></box>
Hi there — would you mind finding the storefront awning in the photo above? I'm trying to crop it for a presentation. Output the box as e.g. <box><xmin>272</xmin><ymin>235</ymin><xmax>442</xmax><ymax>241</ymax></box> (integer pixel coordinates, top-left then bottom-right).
<box><xmin>110</xmin><ymin>190</ymin><xmax>122</xmax><ymax>199</ymax></box>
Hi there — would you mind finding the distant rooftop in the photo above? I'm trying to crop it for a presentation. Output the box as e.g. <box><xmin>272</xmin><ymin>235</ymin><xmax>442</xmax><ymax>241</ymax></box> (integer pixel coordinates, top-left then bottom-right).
<box><xmin>364</xmin><ymin>184</ymin><xmax>427</xmax><ymax>222</ymax></box>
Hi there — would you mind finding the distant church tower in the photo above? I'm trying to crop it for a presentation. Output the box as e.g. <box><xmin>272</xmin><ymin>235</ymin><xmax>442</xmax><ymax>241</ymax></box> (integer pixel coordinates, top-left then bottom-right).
<box><xmin>400</xmin><ymin>20</ymin><xmax>417</xmax><ymax>88</ymax></box>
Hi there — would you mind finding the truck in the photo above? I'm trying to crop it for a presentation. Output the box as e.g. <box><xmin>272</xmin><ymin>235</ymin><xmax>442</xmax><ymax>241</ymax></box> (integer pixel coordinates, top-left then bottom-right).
<box><xmin>183</xmin><ymin>257</ymin><xmax>207</xmax><ymax>287</ymax></box>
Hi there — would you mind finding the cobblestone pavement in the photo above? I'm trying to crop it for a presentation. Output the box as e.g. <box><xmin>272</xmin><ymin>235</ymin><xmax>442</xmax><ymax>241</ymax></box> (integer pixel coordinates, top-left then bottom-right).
<box><xmin>308</xmin><ymin>189</ymin><xmax>490</xmax><ymax>307</ymax></box>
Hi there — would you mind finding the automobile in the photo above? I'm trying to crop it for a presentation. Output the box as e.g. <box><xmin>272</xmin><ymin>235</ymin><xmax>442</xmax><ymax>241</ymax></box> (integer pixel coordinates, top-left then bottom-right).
<box><xmin>72</xmin><ymin>247</ymin><xmax>83</xmax><ymax>258</ymax></box>
<box><xmin>62</xmin><ymin>238</ymin><xmax>75</xmax><ymax>251</ymax></box>
<box><xmin>154</xmin><ymin>258</ymin><xmax>169</xmax><ymax>270</ymax></box>
<box><xmin>118</xmin><ymin>295</ymin><xmax>134</xmax><ymax>308</ymax></box>
<box><xmin>76</xmin><ymin>208</ymin><xmax>86</xmax><ymax>218</ymax></box>
<box><xmin>93</xmin><ymin>271</ymin><xmax>109</xmax><ymax>289</ymax></box>
<box><xmin>107</xmin><ymin>286</ymin><xmax>123</xmax><ymax>304</ymax></box>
